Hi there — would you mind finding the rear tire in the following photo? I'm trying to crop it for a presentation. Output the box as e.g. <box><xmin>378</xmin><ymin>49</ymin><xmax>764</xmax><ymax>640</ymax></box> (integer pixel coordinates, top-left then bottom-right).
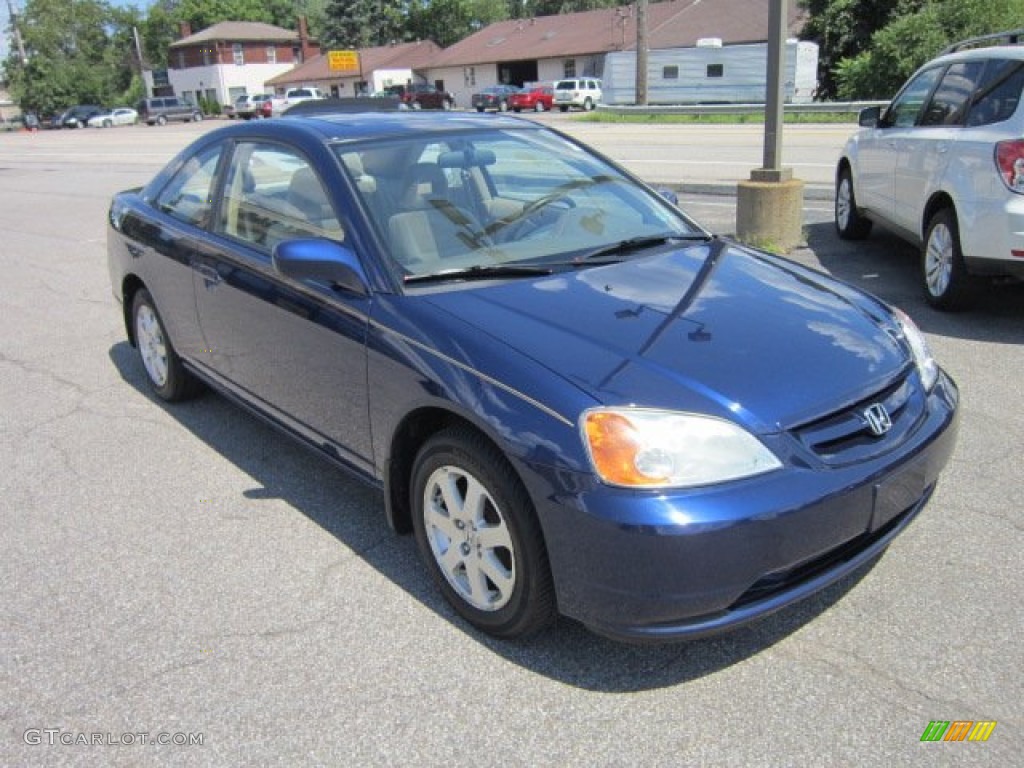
<box><xmin>131</xmin><ymin>289</ymin><xmax>201</xmax><ymax>401</ymax></box>
<box><xmin>922</xmin><ymin>208</ymin><xmax>979</xmax><ymax>311</ymax></box>
<box><xmin>156</xmin><ymin>115</ymin><xmax>167</xmax><ymax>126</ymax></box>
<box><xmin>411</xmin><ymin>427</ymin><xmax>556</xmax><ymax>639</ymax></box>
<box><xmin>835</xmin><ymin>166</ymin><xmax>872</xmax><ymax>240</ymax></box>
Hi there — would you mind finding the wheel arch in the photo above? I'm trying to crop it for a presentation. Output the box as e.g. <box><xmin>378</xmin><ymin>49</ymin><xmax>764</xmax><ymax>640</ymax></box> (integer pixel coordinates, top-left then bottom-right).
<box><xmin>121</xmin><ymin>274</ymin><xmax>147</xmax><ymax>346</ymax></box>
<box><xmin>922</xmin><ymin>191</ymin><xmax>956</xmax><ymax>241</ymax></box>
<box><xmin>383</xmin><ymin>406</ymin><xmax>530</xmax><ymax>536</ymax></box>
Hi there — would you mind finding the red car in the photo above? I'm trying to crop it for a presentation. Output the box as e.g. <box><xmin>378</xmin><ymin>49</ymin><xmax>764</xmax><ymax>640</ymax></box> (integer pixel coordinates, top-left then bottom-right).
<box><xmin>509</xmin><ymin>86</ymin><xmax>554</xmax><ymax>113</ymax></box>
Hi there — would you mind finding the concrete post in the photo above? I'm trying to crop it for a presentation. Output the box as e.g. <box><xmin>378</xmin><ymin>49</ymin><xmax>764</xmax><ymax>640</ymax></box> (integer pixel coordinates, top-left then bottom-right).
<box><xmin>735</xmin><ymin>0</ymin><xmax>805</xmax><ymax>251</ymax></box>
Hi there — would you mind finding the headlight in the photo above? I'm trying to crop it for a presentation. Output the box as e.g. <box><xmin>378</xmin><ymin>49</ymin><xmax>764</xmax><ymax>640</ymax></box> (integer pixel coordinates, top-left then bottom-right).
<box><xmin>581</xmin><ymin>408</ymin><xmax>782</xmax><ymax>488</ymax></box>
<box><xmin>893</xmin><ymin>308</ymin><xmax>938</xmax><ymax>391</ymax></box>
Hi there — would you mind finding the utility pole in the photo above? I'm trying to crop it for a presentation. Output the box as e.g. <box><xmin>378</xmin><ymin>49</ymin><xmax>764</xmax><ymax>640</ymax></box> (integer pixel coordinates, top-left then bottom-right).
<box><xmin>635</xmin><ymin>0</ymin><xmax>648</xmax><ymax>105</ymax></box>
<box><xmin>6</xmin><ymin>0</ymin><xmax>28</xmax><ymax>65</ymax></box>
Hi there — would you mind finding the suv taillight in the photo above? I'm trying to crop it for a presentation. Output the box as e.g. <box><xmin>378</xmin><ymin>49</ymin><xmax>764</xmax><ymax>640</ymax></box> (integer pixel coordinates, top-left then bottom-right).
<box><xmin>995</xmin><ymin>140</ymin><xmax>1024</xmax><ymax>193</ymax></box>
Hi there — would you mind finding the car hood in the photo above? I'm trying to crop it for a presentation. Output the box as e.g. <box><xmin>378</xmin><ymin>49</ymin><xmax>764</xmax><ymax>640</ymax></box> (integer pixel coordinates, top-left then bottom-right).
<box><xmin>421</xmin><ymin>240</ymin><xmax>909</xmax><ymax>433</ymax></box>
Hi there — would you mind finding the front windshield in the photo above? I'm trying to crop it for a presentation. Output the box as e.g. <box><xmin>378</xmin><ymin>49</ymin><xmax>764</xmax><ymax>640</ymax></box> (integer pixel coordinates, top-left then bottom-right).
<box><xmin>332</xmin><ymin>127</ymin><xmax>704</xmax><ymax>279</ymax></box>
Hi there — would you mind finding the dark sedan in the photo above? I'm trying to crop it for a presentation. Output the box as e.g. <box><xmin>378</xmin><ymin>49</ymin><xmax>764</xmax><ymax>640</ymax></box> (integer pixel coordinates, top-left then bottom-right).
<box><xmin>471</xmin><ymin>85</ymin><xmax>520</xmax><ymax>112</ymax></box>
<box><xmin>107</xmin><ymin>113</ymin><xmax>958</xmax><ymax>643</ymax></box>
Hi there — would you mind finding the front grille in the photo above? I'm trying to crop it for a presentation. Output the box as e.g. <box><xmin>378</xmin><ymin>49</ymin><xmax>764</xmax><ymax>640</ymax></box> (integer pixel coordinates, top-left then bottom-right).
<box><xmin>791</xmin><ymin>371</ymin><xmax>925</xmax><ymax>466</ymax></box>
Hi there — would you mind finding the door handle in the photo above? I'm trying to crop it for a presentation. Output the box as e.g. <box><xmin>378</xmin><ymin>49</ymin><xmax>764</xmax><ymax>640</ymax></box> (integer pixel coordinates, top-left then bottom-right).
<box><xmin>195</xmin><ymin>263</ymin><xmax>221</xmax><ymax>287</ymax></box>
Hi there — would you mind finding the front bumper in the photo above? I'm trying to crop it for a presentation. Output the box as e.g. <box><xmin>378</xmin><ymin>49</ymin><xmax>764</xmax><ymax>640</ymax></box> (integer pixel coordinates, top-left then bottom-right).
<box><xmin>525</xmin><ymin>373</ymin><xmax>958</xmax><ymax>642</ymax></box>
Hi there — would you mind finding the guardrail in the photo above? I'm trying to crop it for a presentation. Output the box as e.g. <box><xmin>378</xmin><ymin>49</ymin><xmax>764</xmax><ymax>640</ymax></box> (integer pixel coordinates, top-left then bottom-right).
<box><xmin>596</xmin><ymin>101</ymin><xmax>889</xmax><ymax>116</ymax></box>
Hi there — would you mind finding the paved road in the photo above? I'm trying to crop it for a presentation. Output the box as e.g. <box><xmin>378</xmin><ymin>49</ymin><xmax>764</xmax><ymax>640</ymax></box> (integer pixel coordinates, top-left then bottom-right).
<box><xmin>0</xmin><ymin>121</ymin><xmax>1020</xmax><ymax>766</ymax></box>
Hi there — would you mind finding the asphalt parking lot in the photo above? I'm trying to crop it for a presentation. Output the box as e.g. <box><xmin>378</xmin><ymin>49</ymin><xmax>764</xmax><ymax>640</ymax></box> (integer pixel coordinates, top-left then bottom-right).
<box><xmin>0</xmin><ymin>119</ymin><xmax>1020</xmax><ymax>766</ymax></box>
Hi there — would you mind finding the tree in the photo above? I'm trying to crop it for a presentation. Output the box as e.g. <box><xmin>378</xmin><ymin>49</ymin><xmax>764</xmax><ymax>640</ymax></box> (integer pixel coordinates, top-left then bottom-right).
<box><xmin>798</xmin><ymin>0</ymin><xmax>920</xmax><ymax>100</ymax></box>
<box><xmin>5</xmin><ymin>0</ymin><xmax>140</xmax><ymax>116</ymax></box>
<box><xmin>322</xmin><ymin>0</ymin><xmax>406</xmax><ymax>48</ymax></box>
<box><xmin>405</xmin><ymin>0</ymin><xmax>508</xmax><ymax>49</ymax></box>
<box><xmin>833</xmin><ymin>0</ymin><xmax>1024</xmax><ymax>99</ymax></box>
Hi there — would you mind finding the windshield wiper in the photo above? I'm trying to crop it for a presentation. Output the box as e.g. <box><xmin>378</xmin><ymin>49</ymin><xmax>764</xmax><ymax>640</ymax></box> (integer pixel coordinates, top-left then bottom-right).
<box><xmin>577</xmin><ymin>233</ymin><xmax>713</xmax><ymax>263</ymax></box>
<box><xmin>404</xmin><ymin>264</ymin><xmax>554</xmax><ymax>285</ymax></box>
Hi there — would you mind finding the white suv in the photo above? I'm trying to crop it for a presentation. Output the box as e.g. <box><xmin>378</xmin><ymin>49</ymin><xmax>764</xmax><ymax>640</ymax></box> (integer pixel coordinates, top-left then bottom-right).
<box><xmin>553</xmin><ymin>78</ymin><xmax>602</xmax><ymax>112</ymax></box>
<box><xmin>835</xmin><ymin>31</ymin><xmax>1024</xmax><ymax>310</ymax></box>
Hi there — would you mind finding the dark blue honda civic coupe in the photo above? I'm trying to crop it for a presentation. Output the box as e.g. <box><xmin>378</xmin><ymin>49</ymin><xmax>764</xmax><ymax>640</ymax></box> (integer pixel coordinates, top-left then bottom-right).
<box><xmin>107</xmin><ymin>112</ymin><xmax>958</xmax><ymax>642</ymax></box>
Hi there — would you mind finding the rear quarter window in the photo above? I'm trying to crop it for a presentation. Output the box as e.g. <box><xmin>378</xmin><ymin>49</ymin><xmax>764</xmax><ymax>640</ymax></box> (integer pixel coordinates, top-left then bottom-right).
<box><xmin>967</xmin><ymin>59</ymin><xmax>1024</xmax><ymax>126</ymax></box>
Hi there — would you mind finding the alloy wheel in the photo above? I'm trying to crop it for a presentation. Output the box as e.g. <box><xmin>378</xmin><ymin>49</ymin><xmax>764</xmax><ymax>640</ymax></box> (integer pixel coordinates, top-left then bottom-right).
<box><xmin>422</xmin><ymin>465</ymin><xmax>516</xmax><ymax>612</ymax></box>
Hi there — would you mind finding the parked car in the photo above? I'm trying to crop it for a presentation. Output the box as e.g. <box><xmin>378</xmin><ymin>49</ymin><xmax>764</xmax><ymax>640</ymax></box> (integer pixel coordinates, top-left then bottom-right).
<box><xmin>282</xmin><ymin>87</ymin><xmax>324</xmax><ymax>110</ymax></box>
<box><xmin>553</xmin><ymin>78</ymin><xmax>602</xmax><ymax>111</ymax></box>
<box><xmin>390</xmin><ymin>83</ymin><xmax>455</xmax><ymax>110</ymax></box>
<box><xmin>88</xmin><ymin>107</ymin><xmax>138</xmax><ymax>128</ymax></box>
<box><xmin>835</xmin><ymin>30</ymin><xmax>1024</xmax><ymax>310</ymax></box>
<box><xmin>62</xmin><ymin>105</ymin><xmax>104</xmax><ymax>128</ymax></box>
<box><xmin>509</xmin><ymin>85</ymin><xmax>554</xmax><ymax>113</ymax></box>
<box><xmin>137</xmin><ymin>96</ymin><xmax>203</xmax><ymax>126</ymax></box>
<box><xmin>233</xmin><ymin>94</ymin><xmax>273</xmax><ymax>120</ymax></box>
<box><xmin>472</xmin><ymin>85</ymin><xmax>520</xmax><ymax>112</ymax></box>
<box><xmin>107</xmin><ymin>112</ymin><xmax>957</xmax><ymax>643</ymax></box>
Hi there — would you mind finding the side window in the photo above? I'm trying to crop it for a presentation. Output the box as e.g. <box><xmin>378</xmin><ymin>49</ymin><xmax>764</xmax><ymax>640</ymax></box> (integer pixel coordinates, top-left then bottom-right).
<box><xmin>921</xmin><ymin>61</ymin><xmax>985</xmax><ymax>126</ymax></box>
<box><xmin>967</xmin><ymin>59</ymin><xmax>1024</xmax><ymax>127</ymax></box>
<box><xmin>155</xmin><ymin>145</ymin><xmax>222</xmax><ymax>228</ymax></box>
<box><xmin>884</xmin><ymin>66</ymin><xmax>943</xmax><ymax>127</ymax></box>
<box><xmin>218</xmin><ymin>143</ymin><xmax>343</xmax><ymax>251</ymax></box>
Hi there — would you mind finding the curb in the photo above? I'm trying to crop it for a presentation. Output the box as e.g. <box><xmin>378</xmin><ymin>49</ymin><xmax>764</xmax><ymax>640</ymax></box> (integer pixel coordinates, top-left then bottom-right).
<box><xmin>669</xmin><ymin>181</ymin><xmax>834</xmax><ymax>201</ymax></box>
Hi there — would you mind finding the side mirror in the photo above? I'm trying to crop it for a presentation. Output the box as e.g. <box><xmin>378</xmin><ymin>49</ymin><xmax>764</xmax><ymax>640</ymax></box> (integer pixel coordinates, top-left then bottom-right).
<box><xmin>272</xmin><ymin>239</ymin><xmax>369</xmax><ymax>296</ymax></box>
<box><xmin>656</xmin><ymin>187</ymin><xmax>679</xmax><ymax>206</ymax></box>
<box><xmin>858</xmin><ymin>106</ymin><xmax>882</xmax><ymax>128</ymax></box>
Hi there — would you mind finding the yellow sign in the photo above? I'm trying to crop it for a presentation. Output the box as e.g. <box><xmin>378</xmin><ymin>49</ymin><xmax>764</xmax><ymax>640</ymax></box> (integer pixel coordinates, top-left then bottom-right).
<box><xmin>328</xmin><ymin>50</ymin><xmax>360</xmax><ymax>72</ymax></box>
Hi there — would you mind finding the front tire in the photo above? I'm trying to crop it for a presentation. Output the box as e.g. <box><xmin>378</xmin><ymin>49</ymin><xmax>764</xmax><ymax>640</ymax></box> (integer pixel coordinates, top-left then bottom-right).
<box><xmin>922</xmin><ymin>208</ymin><xmax>978</xmax><ymax>311</ymax></box>
<box><xmin>411</xmin><ymin>428</ymin><xmax>556</xmax><ymax>639</ymax></box>
<box><xmin>131</xmin><ymin>289</ymin><xmax>201</xmax><ymax>401</ymax></box>
<box><xmin>835</xmin><ymin>166</ymin><xmax>872</xmax><ymax>240</ymax></box>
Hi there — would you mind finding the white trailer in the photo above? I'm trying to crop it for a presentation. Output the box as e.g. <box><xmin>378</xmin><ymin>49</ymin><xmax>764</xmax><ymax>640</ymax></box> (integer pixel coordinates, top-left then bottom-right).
<box><xmin>602</xmin><ymin>40</ymin><xmax>819</xmax><ymax>105</ymax></box>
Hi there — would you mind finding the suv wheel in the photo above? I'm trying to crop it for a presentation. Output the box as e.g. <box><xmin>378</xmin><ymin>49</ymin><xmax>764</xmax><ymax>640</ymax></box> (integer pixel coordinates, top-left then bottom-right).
<box><xmin>835</xmin><ymin>167</ymin><xmax>872</xmax><ymax>239</ymax></box>
<box><xmin>922</xmin><ymin>208</ymin><xmax>978</xmax><ymax>311</ymax></box>
<box><xmin>156</xmin><ymin>115</ymin><xmax>167</xmax><ymax>126</ymax></box>
<box><xmin>583</xmin><ymin>97</ymin><xmax>594</xmax><ymax>111</ymax></box>
<box><xmin>192</xmin><ymin>112</ymin><xmax>203</xmax><ymax>122</ymax></box>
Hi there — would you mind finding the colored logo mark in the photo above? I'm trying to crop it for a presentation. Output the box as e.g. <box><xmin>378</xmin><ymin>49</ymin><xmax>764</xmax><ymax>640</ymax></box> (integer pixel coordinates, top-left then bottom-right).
<box><xmin>921</xmin><ymin>720</ymin><xmax>997</xmax><ymax>742</ymax></box>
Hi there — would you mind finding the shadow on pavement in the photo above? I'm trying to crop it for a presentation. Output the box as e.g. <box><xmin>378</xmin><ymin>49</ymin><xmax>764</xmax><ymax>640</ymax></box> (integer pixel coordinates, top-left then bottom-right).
<box><xmin>802</xmin><ymin>222</ymin><xmax>1024</xmax><ymax>344</ymax></box>
<box><xmin>108</xmin><ymin>340</ymin><xmax>881</xmax><ymax>693</ymax></box>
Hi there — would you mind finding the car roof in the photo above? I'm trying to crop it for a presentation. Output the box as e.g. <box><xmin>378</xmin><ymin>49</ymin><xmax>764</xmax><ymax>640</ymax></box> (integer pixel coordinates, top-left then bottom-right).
<box><xmin>262</xmin><ymin>111</ymin><xmax>537</xmax><ymax>142</ymax></box>
<box><xmin>931</xmin><ymin>44</ymin><xmax>1024</xmax><ymax>66</ymax></box>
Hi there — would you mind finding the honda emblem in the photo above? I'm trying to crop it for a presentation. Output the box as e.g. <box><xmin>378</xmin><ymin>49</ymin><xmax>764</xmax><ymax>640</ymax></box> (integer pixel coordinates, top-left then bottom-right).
<box><xmin>864</xmin><ymin>403</ymin><xmax>892</xmax><ymax>436</ymax></box>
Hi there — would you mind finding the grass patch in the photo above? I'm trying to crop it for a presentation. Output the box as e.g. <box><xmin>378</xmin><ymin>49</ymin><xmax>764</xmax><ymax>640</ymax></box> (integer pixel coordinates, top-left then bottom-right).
<box><xmin>577</xmin><ymin>111</ymin><xmax>859</xmax><ymax>125</ymax></box>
